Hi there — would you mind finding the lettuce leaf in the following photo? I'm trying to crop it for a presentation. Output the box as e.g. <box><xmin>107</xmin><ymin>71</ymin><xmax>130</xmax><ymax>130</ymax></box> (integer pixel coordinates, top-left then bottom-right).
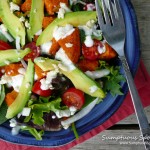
<box><xmin>25</xmin><ymin>98</ymin><xmax>63</xmax><ymax>126</ymax></box>
<box><xmin>99</xmin><ymin>61</ymin><xmax>126</xmax><ymax>96</ymax></box>
<box><xmin>21</xmin><ymin>126</ymin><xmax>44</xmax><ymax>140</ymax></box>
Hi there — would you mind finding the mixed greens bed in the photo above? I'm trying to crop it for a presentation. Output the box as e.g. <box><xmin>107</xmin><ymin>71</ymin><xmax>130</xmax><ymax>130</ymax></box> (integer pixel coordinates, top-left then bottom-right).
<box><xmin>0</xmin><ymin>0</ymin><xmax>125</xmax><ymax>140</ymax></box>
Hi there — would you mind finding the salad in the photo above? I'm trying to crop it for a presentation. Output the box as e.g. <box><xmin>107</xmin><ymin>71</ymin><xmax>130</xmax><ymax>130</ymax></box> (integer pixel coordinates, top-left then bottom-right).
<box><xmin>0</xmin><ymin>0</ymin><xmax>125</xmax><ymax>140</ymax></box>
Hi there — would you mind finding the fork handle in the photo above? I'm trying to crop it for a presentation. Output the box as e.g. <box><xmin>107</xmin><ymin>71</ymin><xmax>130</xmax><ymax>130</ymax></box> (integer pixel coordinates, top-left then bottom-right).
<box><xmin>119</xmin><ymin>56</ymin><xmax>150</xmax><ymax>150</ymax></box>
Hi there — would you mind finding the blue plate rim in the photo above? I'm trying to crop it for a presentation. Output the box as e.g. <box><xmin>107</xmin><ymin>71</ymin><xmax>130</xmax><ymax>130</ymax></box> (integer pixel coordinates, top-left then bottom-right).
<box><xmin>0</xmin><ymin>0</ymin><xmax>141</xmax><ymax>147</ymax></box>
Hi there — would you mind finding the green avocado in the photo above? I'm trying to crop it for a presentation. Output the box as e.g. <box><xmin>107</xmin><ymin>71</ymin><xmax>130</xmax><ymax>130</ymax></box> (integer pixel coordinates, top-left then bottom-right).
<box><xmin>36</xmin><ymin>11</ymin><xmax>97</xmax><ymax>46</ymax></box>
<box><xmin>27</xmin><ymin>0</ymin><xmax>44</xmax><ymax>41</ymax></box>
<box><xmin>34</xmin><ymin>57</ymin><xmax>59</xmax><ymax>71</ymax></box>
<box><xmin>0</xmin><ymin>48</ymin><xmax>31</xmax><ymax>67</ymax></box>
<box><xmin>34</xmin><ymin>57</ymin><xmax>105</xmax><ymax>99</ymax></box>
<box><xmin>6</xmin><ymin>59</ymin><xmax>34</xmax><ymax>119</ymax></box>
<box><xmin>0</xmin><ymin>0</ymin><xmax>25</xmax><ymax>46</ymax></box>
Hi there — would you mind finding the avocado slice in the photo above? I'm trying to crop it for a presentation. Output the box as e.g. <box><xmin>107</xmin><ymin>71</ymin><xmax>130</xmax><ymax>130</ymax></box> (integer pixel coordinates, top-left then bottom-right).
<box><xmin>34</xmin><ymin>57</ymin><xmax>59</xmax><ymax>71</ymax></box>
<box><xmin>0</xmin><ymin>0</ymin><xmax>25</xmax><ymax>46</ymax></box>
<box><xmin>0</xmin><ymin>48</ymin><xmax>31</xmax><ymax>67</ymax></box>
<box><xmin>6</xmin><ymin>59</ymin><xmax>34</xmax><ymax>119</ymax></box>
<box><xmin>34</xmin><ymin>57</ymin><xmax>105</xmax><ymax>99</ymax></box>
<box><xmin>27</xmin><ymin>0</ymin><xmax>44</xmax><ymax>41</ymax></box>
<box><xmin>36</xmin><ymin>11</ymin><xmax>97</xmax><ymax>46</ymax></box>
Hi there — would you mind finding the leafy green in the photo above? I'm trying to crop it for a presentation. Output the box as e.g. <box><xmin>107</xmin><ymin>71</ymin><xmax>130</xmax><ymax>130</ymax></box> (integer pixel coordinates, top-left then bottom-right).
<box><xmin>0</xmin><ymin>85</ymin><xmax>7</xmax><ymax>124</ymax></box>
<box><xmin>25</xmin><ymin>98</ymin><xmax>63</xmax><ymax>125</ymax></box>
<box><xmin>92</xmin><ymin>34</ymin><xmax>103</xmax><ymax>41</ymax></box>
<box><xmin>0</xmin><ymin>85</ymin><xmax>5</xmax><ymax>107</ymax></box>
<box><xmin>39</xmin><ymin>96</ymin><xmax>52</xmax><ymax>103</ymax></box>
<box><xmin>0</xmin><ymin>102</ymin><xmax>8</xmax><ymax>125</ymax></box>
<box><xmin>71</xmin><ymin>123</ymin><xmax>79</xmax><ymax>139</ymax></box>
<box><xmin>71</xmin><ymin>3</ymin><xmax>83</xmax><ymax>11</ymax></box>
<box><xmin>79</xmin><ymin>29</ymin><xmax>86</xmax><ymax>43</ymax></box>
<box><xmin>21</xmin><ymin>126</ymin><xmax>44</xmax><ymax>140</ymax></box>
<box><xmin>99</xmin><ymin>61</ymin><xmax>126</xmax><ymax>96</ymax></box>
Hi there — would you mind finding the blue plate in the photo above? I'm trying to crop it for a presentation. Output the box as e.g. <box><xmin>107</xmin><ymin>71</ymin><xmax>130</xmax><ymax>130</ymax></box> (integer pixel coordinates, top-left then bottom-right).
<box><xmin>0</xmin><ymin>0</ymin><xmax>140</xmax><ymax>147</ymax></box>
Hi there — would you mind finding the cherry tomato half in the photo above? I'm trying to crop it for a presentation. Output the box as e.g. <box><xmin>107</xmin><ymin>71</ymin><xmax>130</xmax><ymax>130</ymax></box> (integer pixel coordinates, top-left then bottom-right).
<box><xmin>0</xmin><ymin>40</ymin><xmax>12</xmax><ymax>50</ymax></box>
<box><xmin>23</xmin><ymin>42</ymin><xmax>40</xmax><ymax>61</ymax></box>
<box><xmin>62</xmin><ymin>87</ymin><xmax>85</xmax><ymax>110</ymax></box>
<box><xmin>32</xmin><ymin>80</ymin><xmax>52</xmax><ymax>97</ymax></box>
<box><xmin>82</xmin><ymin>39</ymin><xmax>103</xmax><ymax>60</ymax></box>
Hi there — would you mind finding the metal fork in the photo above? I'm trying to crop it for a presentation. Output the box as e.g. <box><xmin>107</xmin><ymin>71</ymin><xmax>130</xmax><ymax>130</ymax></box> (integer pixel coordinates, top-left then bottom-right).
<box><xmin>95</xmin><ymin>0</ymin><xmax>150</xmax><ymax>149</ymax></box>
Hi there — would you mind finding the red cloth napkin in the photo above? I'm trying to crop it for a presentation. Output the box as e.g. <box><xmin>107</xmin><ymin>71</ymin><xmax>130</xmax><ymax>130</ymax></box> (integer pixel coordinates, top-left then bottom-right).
<box><xmin>0</xmin><ymin>60</ymin><xmax>150</xmax><ymax>150</ymax></box>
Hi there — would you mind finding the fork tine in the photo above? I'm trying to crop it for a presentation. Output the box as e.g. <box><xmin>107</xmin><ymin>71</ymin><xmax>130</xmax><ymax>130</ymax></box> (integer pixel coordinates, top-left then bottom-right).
<box><xmin>101</xmin><ymin>0</ymin><xmax>110</xmax><ymax>24</ymax></box>
<box><xmin>95</xmin><ymin>0</ymin><xmax>105</xmax><ymax>28</ymax></box>
<box><xmin>114</xmin><ymin>0</ymin><xmax>124</xmax><ymax>21</ymax></box>
<box><xmin>108</xmin><ymin>0</ymin><xmax>116</xmax><ymax>24</ymax></box>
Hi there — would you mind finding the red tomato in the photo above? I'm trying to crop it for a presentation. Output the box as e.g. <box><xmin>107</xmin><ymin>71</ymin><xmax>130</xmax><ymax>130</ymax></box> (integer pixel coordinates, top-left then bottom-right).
<box><xmin>0</xmin><ymin>40</ymin><xmax>12</xmax><ymax>50</ymax></box>
<box><xmin>32</xmin><ymin>80</ymin><xmax>52</xmax><ymax>97</ymax></box>
<box><xmin>23</xmin><ymin>42</ymin><xmax>40</xmax><ymax>61</ymax></box>
<box><xmin>62</xmin><ymin>87</ymin><xmax>85</xmax><ymax>109</ymax></box>
<box><xmin>82</xmin><ymin>39</ymin><xmax>103</xmax><ymax>60</ymax></box>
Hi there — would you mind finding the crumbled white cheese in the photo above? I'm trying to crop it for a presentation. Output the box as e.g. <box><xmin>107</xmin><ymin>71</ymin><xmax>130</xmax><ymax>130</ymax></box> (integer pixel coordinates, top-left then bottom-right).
<box><xmin>0</xmin><ymin>75</ymin><xmax>12</xmax><ymax>84</ymax></box>
<box><xmin>0</xmin><ymin>74</ymin><xmax>24</xmax><ymax>92</ymax></box>
<box><xmin>55</xmin><ymin>48</ymin><xmax>76</xmax><ymax>71</ymax></box>
<box><xmin>40</xmin><ymin>69</ymin><xmax>59</xmax><ymax>90</ymax></box>
<box><xmin>53</xmin><ymin>24</ymin><xmax>75</xmax><ymax>41</ymax></box>
<box><xmin>69</xmin><ymin>106</ymin><xmax>77</xmax><ymax>115</ymax></box>
<box><xmin>55</xmin><ymin>109</ymin><xmax>71</xmax><ymax>118</ymax></box>
<box><xmin>65</xmin><ymin>43</ymin><xmax>73</xmax><ymax>48</ymax></box>
<box><xmin>58</xmin><ymin>7</ymin><xmax>66</xmax><ymax>19</ymax></box>
<box><xmin>60</xmin><ymin>2</ymin><xmax>71</xmax><ymax>12</ymax></box>
<box><xmin>57</xmin><ymin>3</ymin><xmax>71</xmax><ymax>19</ymax></box>
<box><xmin>19</xmin><ymin>16</ymin><xmax>25</xmax><ymax>22</ymax></box>
<box><xmin>40</xmin><ymin>41</ymin><xmax>52</xmax><ymax>55</ymax></box>
<box><xmin>10</xmin><ymin>2</ymin><xmax>20</xmax><ymax>13</ymax></box>
<box><xmin>11</xmin><ymin>74</ymin><xmax>24</xmax><ymax>92</ymax></box>
<box><xmin>89</xmin><ymin>85</ymin><xmax>98</xmax><ymax>93</ymax></box>
<box><xmin>21</xmin><ymin>107</ymin><xmax>31</xmax><ymax>116</ymax></box>
<box><xmin>9</xmin><ymin>118</ymin><xmax>17</xmax><ymax>128</ymax></box>
<box><xmin>86</xmin><ymin>3</ymin><xmax>96</xmax><ymax>11</ymax></box>
<box><xmin>97</xmin><ymin>45</ymin><xmax>106</xmax><ymax>54</ymax></box>
<box><xmin>25</xmin><ymin>21</ymin><xmax>31</xmax><ymax>29</ymax></box>
<box><xmin>84</xmin><ymin>35</ymin><xmax>94</xmax><ymax>47</ymax></box>
<box><xmin>78</xmin><ymin>25</ymin><xmax>93</xmax><ymax>36</ymax></box>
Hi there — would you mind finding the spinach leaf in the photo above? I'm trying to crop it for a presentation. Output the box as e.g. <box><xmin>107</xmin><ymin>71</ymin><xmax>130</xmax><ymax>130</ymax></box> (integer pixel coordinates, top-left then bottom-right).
<box><xmin>0</xmin><ymin>102</ymin><xmax>8</xmax><ymax>125</ymax></box>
